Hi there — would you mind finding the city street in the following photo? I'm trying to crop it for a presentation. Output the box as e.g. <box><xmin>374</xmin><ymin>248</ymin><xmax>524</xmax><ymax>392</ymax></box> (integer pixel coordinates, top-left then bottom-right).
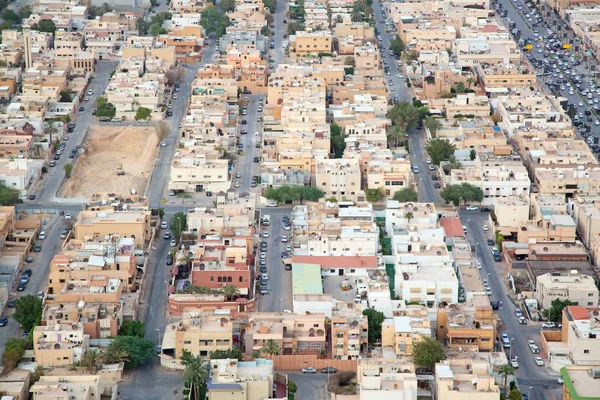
<box><xmin>289</xmin><ymin>373</ymin><xmax>328</xmax><ymax>400</ymax></box>
<box><xmin>236</xmin><ymin>94</ymin><xmax>262</xmax><ymax>194</ymax></box>
<box><xmin>460</xmin><ymin>210</ymin><xmax>563</xmax><ymax>399</ymax></box>
<box><xmin>270</xmin><ymin>0</ymin><xmax>289</xmax><ymax>67</ymax></box>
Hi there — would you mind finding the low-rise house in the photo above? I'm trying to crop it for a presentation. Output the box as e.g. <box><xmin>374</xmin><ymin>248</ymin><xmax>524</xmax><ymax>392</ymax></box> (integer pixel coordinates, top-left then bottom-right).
<box><xmin>536</xmin><ymin>272</ymin><xmax>598</xmax><ymax>310</ymax></box>
<box><xmin>33</xmin><ymin>323</ymin><xmax>88</xmax><ymax>367</ymax></box>
<box><xmin>381</xmin><ymin>316</ymin><xmax>432</xmax><ymax>357</ymax></box>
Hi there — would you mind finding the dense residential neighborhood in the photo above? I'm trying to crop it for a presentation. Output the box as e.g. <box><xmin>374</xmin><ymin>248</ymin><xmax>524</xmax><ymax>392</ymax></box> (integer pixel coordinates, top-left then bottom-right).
<box><xmin>0</xmin><ymin>0</ymin><xmax>599</xmax><ymax>398</ymax></box>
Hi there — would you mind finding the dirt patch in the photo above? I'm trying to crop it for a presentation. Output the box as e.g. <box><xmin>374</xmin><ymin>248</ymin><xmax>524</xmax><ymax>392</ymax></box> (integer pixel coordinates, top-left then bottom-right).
<box><xmin>60</xmin><ymin>126</ymin><xmax>158</xmax><ymax>198</ymax></box>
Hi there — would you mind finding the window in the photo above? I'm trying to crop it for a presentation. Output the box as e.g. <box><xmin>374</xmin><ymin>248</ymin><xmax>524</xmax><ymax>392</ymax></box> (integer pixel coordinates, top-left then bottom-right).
<box><xmin>584</xmin><ymin>350</ymin><xmax>590</xmax><ymax>354</ymax></box>
<box><xmin>228</xmin><ymin>276</ymin><xmax>232</xmax><ymax>282</ymax></box>
<box><xmin>218</xmin><ymin>277</ymin><xmax>222</xmax><ymax>282</ymax></box>
<box><xmin>211</xmin><ymin>276</ymin><xmax>214</xmax><ymax>281</ymax></box>
<box><xmin>350</xmin><ymin>269</ymin><xmax>355</xmax><ymax>273</ymax></box>
<box><xmin>589</xmin><ymin>292</ymin><xmax>595</xmax><ymax>296</ymax></box>
<box><xmin>239</xmin><ymin>276</ymin><xmax>243</xmax><ymax>282</ymax></box>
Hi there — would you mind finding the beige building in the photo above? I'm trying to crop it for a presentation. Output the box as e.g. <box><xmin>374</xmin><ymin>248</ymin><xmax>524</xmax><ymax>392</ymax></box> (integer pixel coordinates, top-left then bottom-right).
<box><xmin>494</xmin><ymin>196</ymin><xmax>530</xmax><ymax>230</ymax></box>
<box><xmin>435</xmin><ymin>357</ymin><xmax>500</xmax><ymax>400</ymax></box>
<box><xmin>161</xmin><ymin>311</ymin><xmax>233</xmax><ymax>359</ymax></box>
<box><xmin>517</xmin><ymin>213</ymin><xmax>577</xmax><ymax>243</ymax></box>
<box><xmin>206</xmin><ymin>358</ymin><xmax>274</xmax><ymax>400</ymax></box>
<box><xmin>536</xmin><ymin>272</ymin><xmax>598</xmax><ymax>310</ymax></box>
<box><xmin>358</xmin><ymin>358</ymin><xmax>419</xmax><ymax>400</ymax></box>
<box><xmin>381</xmin><ymin>316</ymin><xmax>432</xmax><ymax>357</ymax></box>
<box><xmin>445</xmin><ymin>94</ymin><xmax>491</xmax><ymax>118</ymax></box>
<box><xmin>331</xmin><ymin>302</ymin><xmax>369</xmax><ymax>360</ymax></box>
<box><xmin>168</xmin><ymin>153</ymin><xmax>230</xmax><ymax>194</ymax></box>
<box><xmin>315</xmin><ymin>158</ymin><xmax>361</xmax><ymax>201</ymax></box>
<box><xmin>534</xmin><ymin>167</ymin><xmax>600</xmax><ymax>197</ymax></box>
<box><xmin>74</xmin><ymin>210</ymin><xmax>151</xmax><ymax>249</ymax></box>
<box><xmin>476</xmin><ymin>61</ymin><xmax>536</xmax><ymax>90</ymax></box>
<box><xmin>291</xmin><ymin>31</ymin><xmax>332</xmax><ymax>56</ymax></box>
<box><xmin>33</xmin><ymin>324</ymin><xmax>88</xmax><ymax>367</ymax></box>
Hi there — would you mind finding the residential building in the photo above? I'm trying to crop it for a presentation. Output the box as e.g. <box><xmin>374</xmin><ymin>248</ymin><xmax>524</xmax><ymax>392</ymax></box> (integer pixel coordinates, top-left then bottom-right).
<box><xmin>290</xmin><ymin>31</ymin><xmax>332</xmax><ymax>56</ymax></box>
<box><xmin>357</xmin><ymin>358</ymin><xmax>419</xmax><ymax>400</ymax></box>
<box><xmin>74</xmin><ymin>209</ymin><xmax>152</xmax><ymax>249</ymax></box>
<box><xmin>436</xmin><ymin>296</ymin><xmax>496</xmax><ymax>352</ymax></box>
<box><xmin>206</xmin><ymin>358</ymin><xmax>274</xmax><ymax>400</ymax></box>
<box><xmin>475</xmin><ymin>61</ymin><xmax>536</xmax><ymax>91</ymax></box>
<box><xmin>33</xmin><ymin>324</ymin><xmax>88</xmax><ymax>367</ymax></box>
<box><xmin>435</xmin><ymin>357</ymin><xmax>500</xmax><ymax>400</ymax></box>
<box><xmin>315</xmin><ymin>158</ymin><xmax>361</xmax><ymax>201</ymax></box>
<box><xmin>534</xmin><ymin>167</ymin><xmax>600</xmax><ymax>197</ymax></box>
<box><xmin>42</xmin><ymin>301</ymin><xmax>122</xmax><ymax>339</ymax></box>
<box><xmin>384</xmin><ymin>201</ymin><xmax>438</xmax><ymax>236</ymax></box>
<box><xmin>444</xmin><ymin>94</ymin><xmax>491</xmax><ymax>118</ymax></box>
<box><xmin>560</xmin><ymin>367</ymin><xmax>600</xmax><ymax>400</ymax></box>
<box><xmin>536</xmin><ymin>272</ymin><xmax>598</xmax><ymax>309</ymax></box>
<box><xmin>168</xmin><ymin>153</ymin><xmax>230</xmax><ymax>194</ymax></box>
<box><xmin>330</xmin><ymin>301</ymin><xmax>369</xmax><ymax>359</ymax></box>
<box><xmin>381</xmin><ymin>316</ymin><xmax>432</xmax><ymax>357</ymax></box>
<box><xmin>516</xmin><ymin>213</ymin><xmax>577</xmax><ymax>243</ymax></box>
<box><xmin>448</xmin><ymin>165</ymin><xmax>530</xmax><ymax>205</ymax></box>
<box><xmin>161</xmin><ymin>310</ymin><xmax>233</xmax><ymax>359</ymax></box>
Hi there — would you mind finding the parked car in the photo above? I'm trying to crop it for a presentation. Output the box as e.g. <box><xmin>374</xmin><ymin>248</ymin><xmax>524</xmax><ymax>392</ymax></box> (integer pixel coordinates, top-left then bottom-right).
<box><xmin>534</xmin><ymin>357</ymin><xmax>544</xmax><ymax>366</ymax></box>
<box><xmin>34</xmin><ymin>244</ymin><xmax>41</xmax><ymax>252</ymax></box>
<box><xmin>465</xmin><ymin>205</ymin><xmax>479</xmax><ymax>211</ymax></box>
<box><xmin>510</xmin><ymin>358</ymin><xmax>519</xmax><ymax>368</ymax></box>
<box><xmin>0</xmin><ymin>317</ymin><xmax>7</xmax><ymax>327</ymax></box>
<box><xmin>321</xmin><ymin>367</ymin><xmax>337</xmax><ymax>374</ymax></box>
<box><xmin>302</xmin><ymin>367</ymin><xmax>317</xmax><ymax>374</ymax></box>
<box><xmin>542</xmin><ymin>322</ymin><xmax>557</xmax><ymax>329</ymax></box>
<box><xmin>17</xmin><ymin>282</ymin><xmax>26</xmax><ymax>291</ymax></box>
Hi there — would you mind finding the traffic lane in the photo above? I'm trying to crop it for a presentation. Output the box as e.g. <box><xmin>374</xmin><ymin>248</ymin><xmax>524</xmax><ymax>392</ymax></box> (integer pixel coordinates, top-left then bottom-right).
<box><xmin>408</xmin><ymin>130</ymin><xmax>441</xmax><ymax>204</ymax></box>
<box><xmin>288</xmin><ymin>374</ymin><xmax>327</xmax><ymax>400</ymax></box>
<box><xmin>462</xmin><ymin>212</ymin><xmax>556</xmax><ymax>384</ymax></box>
<box><xmin>238</xmin><ymin>95</ymin><xmax>261</xmax><ymax>193</ymax></box>
<box><xmin>258</xmin><ymin>208</ymin><xmax>293</xmax><ymax>312</ymax></box>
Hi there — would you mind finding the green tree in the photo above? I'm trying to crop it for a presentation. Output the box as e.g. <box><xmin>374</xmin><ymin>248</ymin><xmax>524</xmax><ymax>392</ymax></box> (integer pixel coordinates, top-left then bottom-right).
<box><xmin>365</xmin><ymin>187</ymin><xmax>385</xmax><ymax>203</ymax></box>
<box><xmin>135</xmin><ymin>106</ymin><xmax>152</xmax><ymax>121</ymax></box>
<box><xmin>386</xmin><ymin>125</ymin><xmax>406</xmax><ymax>148</ymax></box>
<box><xmin>104</xmin><ymin>339</ymin><xmax>129</xmax><ymax>364</ymax></box>
<box><xmin>170</xmin><ymin>211</ymin><xmax>188</xmax><ymax>242</ymax></box>
<box><xmin>439</xmin><ymin>183</ymin><xmax>483</xmax><ymax>206</ymax></box>
<box><xmin>201</xmin><ymin>6</ymin><xmax>230</xmax><ymax>38</ymax></box>
<box><xmin>137</xmin><ymin>17</ymin><xmax>150</xmax><ymax>35</ymax></box>
<box><xmin>470</xmin><ymin>149</ymin><xmax>476</xmax><ymax>161</ymax></box>
<box><xmin>455</xmin><ymin>82</ymin><xmax>466</xmax><ymax>93</ymax></box>
<box><xmin>264</xmin><ymin>185</ymin><xmax>325</xmax><ymax>204</ymax></box>
<box><xmin>466</xmin><ymin>77</ymin><xmax>474</xmax><ymax>90</ymax></box>
<box><xmin>392</xmin><ymin>188</ymin><xmax>418</xmax><ymax>202</ymax></box>
<box><xmin>30</xmin><ymin>366</ymin><xmax>44</xmax><ymax>384</ymax></box>
<box><xmin>119</xmin><ymin>320</ymin><xmax>145</xmax><ymax>338</ymax></box>
<box><xmin>495</xmin><ymin>229</ymin><xmax>504</xmax><ymax>251</ymax></box>
<box><xmin>424</xmin><ymin>117</ymin><xmax>441</xmax><ymax>136</ymax></box>
<box><xmin>149</xmin><ymin>23</ymin><xmax>167</xmax><ymax>36</ymax></box>
<box><xmin>388</xmin><ymin>101</ymin><xmax>420</xmax><ymax>129</ymax></box>
<box><xmin>82</xmin><ymin>349</ymin><xmax>103</xmax><ymax>373</ymax></box>
<box><xmin>446</xmin><ymin>155</ymin><xmax>463</xmax><ymax>171</ymax></box>
<box><xmin>13</xmin><ymin>295</ymin><xmax>42</xmax><ymax>332</ymax></box>
<box><xmin>288</xmin><ymin>380</ymin><xmax>298</xmax><ymax>400</ymax></box>
<box><xmin>413</xmin><ymin>337</ymin><xmax>446</xmax><ymax>369</ymax></box>
<box><xmin>261</xmin><ymin>339</ymin><xmax>281</xmax><ymax>358</ymax></box>
<box><xmin>2</xmin><ymin>9</ymin><xmax>21</xmax><ymax>24</ymax></box>
<box><xmin>18</xmin><ymin>5</ymin><xmax>33</xmax><ymax>19</ymax></box>
<box><xmin>344</xmin><ymin>56</ymin><xmax>355</xmax><ymax>66</ymax></box>
<box><xmin>425</xmin><ymin>138</ymin><xmax>456</xmax><ymax>166</ymax></box>
<box><xmin>363</xmin><ymin>308</ymin><xmax>385</xmax><ymax>343</ymax></box>
<box><xmin>288</xmin><ymin>21</ymin><xmax>304</xmax><ymax>35</ymax></box>
<box><xmin>105</xmin><ymin>336</ymin><xmax>155</xmax><ymax>369</ymax></box>
<box><xmin>509</xmin><ymin>389</ymin><xmax>523</xmax><ymax>400</ymax></box>
<box><xmin>2</xmin><ymin>338</ymin><xmax>25</xmax><ymax>373</ymax></box>
<box><xmin>497</xmin><ymin>365</ymin><xmax>515</xmax><ymax>396</ymax></box>
<box><xmin>181</xmin><ymin>349</ymin><xmax>208</xmax><ymax>400</ymax></box>
<box><xmin>64</xmin><ymin>163</ymin><xmax>73</xmax><ymax>179</ymax></box>
<box><xmin>389</xmin><ymin>34</ymin><xmax>404</xmax><ymax>55</ymax></box>
<box><xmin>222</xmin><ymin>285</ymin><xmax>240</xmax><ymax>301</ymax></box>
<box><xmin>330</xmin><ymin>122</ymin><xmax>346</xmax><ymax>158</ymax></box>
<box><xmin>221</xmin><ymin>0</ymin><xmax>236</xmax><ymax>11</ymax></box>
<box><xmin>261</xmin><ymin>26</ymin><xmax>271</xmax><ymax>36</ymax></box>
<box><xmin>263</xmin><ymin>0</ymin><xmax>277</xmax><ymax>11</ymax></box>
<box><xmin>542</xmin><ymin>299</ymin><xmax>577</xmax><ymax>322</ymax></box>
<box><xmin>59</xmin><ymin>90</ymin><xmax>72</xmax><ymax>102</ymax></box>
<box><xmin>210</xmin><ymin>348</ymin><xmax>243</xmax><ymax>360</ymax></box>
<box><xmin>31</xmin><ymin>19</ymin><xmax>57</xmax><ymax>33</ymax></box>
<box><xmin>0</xmin><ymin>185</ymin><xmax>22</xmax><ymax>205</ymax></box>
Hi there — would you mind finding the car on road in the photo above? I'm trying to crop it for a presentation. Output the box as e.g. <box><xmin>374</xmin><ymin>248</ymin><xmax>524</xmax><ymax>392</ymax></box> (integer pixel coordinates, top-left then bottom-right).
<box><xmin>17</xmin><ymin>282</ymin><xmax>26</xmax><ymax>291</ymax></box>
<box><xmin>161</xmin><ymin>221</ymin><xmax>168</xmax><ymax>229</ymax></box>
<box><xmin>64</xmin><ymin>213</ymin><xmax>71</xmax><ymax>220</ymax></box>
<box><xmin>170</xmin><ymin>239</ymin><xmax>177</xmax><ymax>247</ymax></box>
<box><xmin>321</xmin><ymin>367</ymin><xmax>337</xmax><ymax>374</ymax></box>
<box><xmin>235</xmin><ymin>172</ymin><xmax>241</xmax><ymax>178</ymax></box>
<box><xmin>25</xmin><ymin>255</ymin><xmax>34</xmax><ymax>263</ymax></box>
<box><xmin>161</xmin><ymin>141</ymin><xmax>167</xmax><ymax>147</ymax></box>
<box><xmin>510</xmin><ymin>358</ymin><xmax>519</xmax><ymax>368</ymax></box>
<box><xmin>482</xmin><ymin>224</ymin><xmax>489</xmax><ymax>231</ymax></box>
<box><xmin>262</xmin><ymin>231</ymin><xmax>270</xmax><ymax>238</ymax></box>
<box><xmin>542</xmin><ymin>322</ymin><xmax>557</xmax><ymax>329</ymax></box>
<box><xmin>37</xmin><ymin>291</ymin><xmax>44</xmax><ymax>300</ymax></box>
<box><xmin>476</xmin><ymin>261</ymin><xmax>481</xmax><ymax>270</ymax></box>
<box><xmin>260</xmin><ymin>286</ymin><xmax>268</xmax><ymax>294</ymax></box>
<box><xmin>465</xmin><ymin>205</ymin><xmax>479</xmax><ymax>211</ymax></box>
<box><xmin>20</xmin><ymin>274</ymin><xmax>29</xmax><ymax>284</ymax></box>
<box><xmin>49</xmin><ymin>161</ymin><xmax>56</xmax><ymax>167</ymax></box>
<box><xmin>302</xmin><ymin>367</ymin><xmax>317</xmax><ymax>374</ymax></box>
<box><xmin>515</xmin><ymin>309</ymin><xmax>523</xmax><ymax>317</ymax></box>
<box><xmin>34</xmin><ymin>244</ymin><xmax>41</xmax><ymax>252</ymax></box>
<box><xmin>0</xmin><ymin>316</ymin><xmax>7</xmax><ymax>327</ymax></box>
<box><xmin>534</xmin><ymin>357</ymin><xmax>544</xmax><ymax>366</ymax></box>
<box><xmin>79</xmin><ymin>106</ymin><xmax>84</xmax><ymax>112</ymax></box>
<box><xmin>281</xmin><ymin>235</ymin><xmax>288</xmax><ymax>242</ymax></box>
<box><xmin>166</xmin><ymin>255</ymin><xmax>173</xmax><ymax>265</ymax></box>
<box><xmin>38</xmin><ymin>231</ymin><xmax>46</xmax><ymax>240</ymax></box>
<box><xmin>266</xmin><ymin>202</ymin><xmax>278</xmax><ymax>207</ymax></box>
<box><xmin>487</xmin><ymin>239</ymin><xmax>495</xmax><ymax>245</ymax></box>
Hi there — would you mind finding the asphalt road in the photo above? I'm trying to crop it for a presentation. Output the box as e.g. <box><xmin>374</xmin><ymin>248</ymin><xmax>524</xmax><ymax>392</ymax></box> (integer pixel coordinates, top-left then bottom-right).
<box><xmin>497</xmin><ymin>0</ymin><xmax>600</xmax><ymax>138</ymax></box>
<box><xmin>289</xmin><ymin>374</ymin><xmax>328</xmax><ymax>400</ymax></box>
<box><xmin>236</xmin><ymin>95</ymin><xmax>262</xmax><ymax>194</ymax></box>
<box><xmin>270</xmin><ymin>0</ymin><xmax>288</xmax><ymax>67</ymax></box>
<box><xmin>460</xmin><ymin>210</ymin><xmax>563</xmax><ymax>399</ymax></box>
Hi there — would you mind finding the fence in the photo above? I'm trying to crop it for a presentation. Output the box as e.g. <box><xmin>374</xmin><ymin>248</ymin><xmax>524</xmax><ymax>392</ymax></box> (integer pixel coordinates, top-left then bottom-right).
<box><xmin>270</xmin><ymin>355</ymin><xmax>357</xmax><ymax>372</ymax></box>
<box><xmin>98</xmin><ymin>121</ymin><xmax>156</xmax><ymax>127</ymax></box>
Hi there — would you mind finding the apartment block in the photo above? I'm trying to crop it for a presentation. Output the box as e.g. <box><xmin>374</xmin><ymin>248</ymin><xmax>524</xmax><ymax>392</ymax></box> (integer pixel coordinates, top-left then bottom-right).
<box><xmin>517</xmin><ymin>213</ymin><xmax>576</xmax><ymax>243</ymax></box>
<box><xmin>560</xmin><ymin>367</ymin><xmax>600</xmax><ymax>400</ymax></box>
<box><xmin>30</xmin><ymin>375</ymin><xmax>107</xmax><ymax>400</ymax></box>
<box><xmin>384</xmin><ymin>201</ymin><xmax>438</xmax><ymax>236</ymax></box>
<box><xmin>435</xmin><ymin>357</ymin><xmax>500</xmax><ymax>400</ymax></box>
<box><xmin>168</xmin><ymin>153</ymin><xmax>230</xmax><ymax>194</ymax></box>
<box><xmin>331</xmin><ymin>301</ymin><xmax>369</xmax><ymax>360</ymax></box>
<box><xmin>475</xmin><ymin>61</ymin><xmax>536</xmax><ymax>91</ymax></box>
<box><xmin>444</xmin><ymin>94</ymin><xmax>491</xmax><ymax>118</ymax></box>
<box><xmin>381</xmin><ymin>316</ymin><xmax>432</xmax><ymax>357</ymax></box>
<box><xmin>315</xmin><ymin>158</ymin><xmax>361</xmax><ymax>201</ymax></box>
<box><xmin>33</xmin><ymin>324</ymin><xmax>88</xmax><ymax>367</ymax></box>
<box><xmin>74</xmin><ymin>209</ymin><xmax>151</xmax><ymax>249</ymax></box>
<box><xmin>536</xmin><ymin>272</ymin><xmax>598</xmax><ymax>309</ymax></box>
<box><xmin>162</xmin><ymin>310</ymin><xmax>233</xmax><ymax>359</ymax></box>
<box><xmin>206</xmin><ymin>358</ymin><xmax>274</xmax><ymax>400</ymax></box>
<box><xmin>290</xmin><ymin>31</ymin><xmax>332</xmax><ymax>56</ymax></box>
<box><xmin>448</xmin><ymin>165</ymin><xmax>530</xmax><ymax>204</ymax></box>
<box><xmin>436</xmin><ymin>296</ymin><xmax>496</xmax><ymax>352</ymax></box>
<box><xmin>534</xmin><ymin>167</ymin><xmax>600</xmax><ymax>197</ymax></box>
<box><xmin>187</xmin><ymin>194</ymin><xmax>256</xmax><ymax>234</ymax></box>
<box><xmin>358</xmin><ymin>358</ymin><xmax>419</xmax><ymax>400</ymax></box>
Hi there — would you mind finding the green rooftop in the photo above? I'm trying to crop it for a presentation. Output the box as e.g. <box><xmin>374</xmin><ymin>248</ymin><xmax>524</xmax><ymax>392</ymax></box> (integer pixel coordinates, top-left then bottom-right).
<box><xmin>292</xmin><ymin>263</ymin><xmax>323</xmax><ymax>295</ymax></box>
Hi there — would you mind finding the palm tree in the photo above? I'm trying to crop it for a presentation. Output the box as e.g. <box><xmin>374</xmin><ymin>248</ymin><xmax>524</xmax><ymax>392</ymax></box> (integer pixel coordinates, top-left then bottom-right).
<box><xmin>405</xmin><ymin>211</ymin><xmax>414</xmax><ymax>224</ymax></box>
<box><xmin>181</xmin><ymin>349</ymin><xmax>208</xmax><ymax>400</ymax></box>
<box><xmin>222</xmin><ymin>285</ymin><xmax>241</xmax><ymax>301</ymax></box>
<box><xmin>447</xmin><ymin>155</ymin><xmax>463</xmax><ymax>170</ymax></box>
<box><xmin>261</xmin><ymin>339</ymin><xmax>281</xmax><ymax>359</ymax></box>
<box><xmin>82</xmin><ymin>349</ymin><xmax>103</xmax><ymax>373</ymax></box>
<box><xmin>466</xmin><ymin>77</ymin><xmax>474</xmax><ymax>90</ymax></box>
<box><xmin>104</xmin><ymin>340</ymin><xmax>129</xmax><ymax>364</ymax></box>
<box><xmin>497</xmin><ymin>365</ymin><xmax>515</xmax><ymax>396</ymax></box>
<box><xmin>44</xmin><ymin>119</ymin><xmax>59</xmax><ymax>147</ymax></box>
<box><xmin>350</xmin><ymin>9</ymin><xmax>362</xmax><ymax>22</ymax></box>
<box><xmin>425</xmin><ymin>117</ymin><xmax>442</xmax><ymax>136</ymax></box>
<box><xmin>386</xmin><ymin>125</ymin><xmax>406</xmax><ymax>148</ymax></box>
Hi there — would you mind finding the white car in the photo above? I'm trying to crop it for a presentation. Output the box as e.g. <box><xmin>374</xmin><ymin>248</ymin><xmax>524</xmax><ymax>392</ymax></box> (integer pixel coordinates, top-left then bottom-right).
<box><xmin>476</xmin><ymin>261</ymin><xmax>482</xmax><ymax>270</ymax></box>
<box><xmin>266</xmin><ymin>202</ymin><xmax>278</xmax><ymax>207</ymax></box>
<box><xmin>426</xmin><ymin>159</ymin><xmax>432</xmax><ymax>164</ymax></box>
<box><xmin>170</xmin><ymin>239</ymin><xmax>177</xmax><ymax>247</ymax></box>
<box><xmin>286</xmin><ymin>245</ymin><xmax>291</xmax><ymax>252</ymax></box>
<box><xmin>465</xmin><ymin>206</ymin><xmax>479</xmax><ymax>211</ymax></box>
<box><xmin>482</xmin><ymin>224</ymin><xmax>489</xmax><ymax>231</ymax></box>
<box><xmin>281</xmin><ymin>235</ymin><xmax>288</xmax><ymax>242</ymax></box>
<box><xmin>262</xmin><ymin>231</ymin><xmax>270</xmax><ymax>238</ymax></box>
<box><xmin>510</xmin><ymin>358</ymin><xmax>519</xmax><ymax>368</ymax></box>
<box><xmin>534</xmin><ymin>357</ymin><xmax>544</xmax><ymax>366</ymax></box>
<box><xmin>64</xmin><ymin>213</ymin><xmax>72</xmax><ymax>220</ymax></box>
<box><xmin>302</xmin><ymin>367</ymin><xmax>317</xmax><ymax>374</ymax></box>
<box><xmin>161</xmin><ymin>141</ymin><xmax>167</xmax><ymax>147</ymax></box>
<box><xmin>429</xmin><ymin>165</ymin><xmax>435</xmax><ymax>171</ymax></box>
<box><xmin>282</xmin><ymin>224</ymin><xmax>291</xmax><ymax>231</ymax></box>
<box><xmin>542</xmin><ymin>322</ymin><xmax>557</xmax><ymax>329</ymax></box>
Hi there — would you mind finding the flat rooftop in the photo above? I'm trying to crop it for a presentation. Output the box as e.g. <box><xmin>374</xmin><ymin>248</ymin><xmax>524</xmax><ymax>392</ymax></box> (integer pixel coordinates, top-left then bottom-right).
<box><xmin>561</xmin><ymin>368</ymin><xmax>600</xmax><ymax>399</ymax></box>
<box><xmin>528</xmin><ymin>260</ymin><xmax>597</xmax><ymax>281</ymax></box>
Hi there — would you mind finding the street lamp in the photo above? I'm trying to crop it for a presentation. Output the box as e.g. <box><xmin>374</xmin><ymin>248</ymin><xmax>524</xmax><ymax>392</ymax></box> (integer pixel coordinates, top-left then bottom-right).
<box><xmin>509</xmin><ymin>338</ymin><xmax>514</xmax><ymax>360</ymax></box>
<box><xmin>475</xmin><ymin>242</ymin><xmax>479</xmax><ymax>256</ymax></box>
<box><xmin>467</xmin><ymin>219</ymin><xmax>471</xmax><ymax>232</ymax></box>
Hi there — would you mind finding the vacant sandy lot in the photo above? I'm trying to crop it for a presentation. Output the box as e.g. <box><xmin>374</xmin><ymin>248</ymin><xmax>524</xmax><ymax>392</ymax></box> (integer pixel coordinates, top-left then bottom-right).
<box><xmin>61</xmin><ymin>126</ymin><xmax>158</xmax><ymax>198</ymax></box>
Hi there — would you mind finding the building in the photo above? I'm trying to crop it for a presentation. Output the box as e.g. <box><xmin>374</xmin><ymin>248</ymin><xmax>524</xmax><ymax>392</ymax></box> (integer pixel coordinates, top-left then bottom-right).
<box><xmin>560</xmin><ymin>367</ymin><xmax>600</xmax><ymax>400</ymax></box>
<box><xmin>168</xmin><ymin>154</ymin><xmax>230</xmax><ymax>194</ymax></box>
<box><xmin>33</xmin><ymin>324</ymin><xmax>88</xmax><ymax>367</ymax></box>
<box><xmin>290</xmin><ymin>31</ymin><xmax>332</xmax><ymax>56</ymax></box>
<box><xmin>161</xmin><ymin>310</ymin><xmax>233</xmax><ymax>359</ymax></box>
<box><xmin>435</xmin><ymin>357</ymin><xmax>500</xmax><ymax>400</ymax></box>
<box><xmin>436</xmin><ymin>296</ymin><xmax>496</xmax><ymax>352</ymax></box>
<box><xmin>206</xmin><ymin>358</ymin><xmax>274</xmax><ymax>400</ymax></box>
<box><xmin>74</xmin><ymin>209</ymin><xmax>151</xmax><ymax>249</ymax></box>
<box><xmin>536</xmin><ymin>271</ymin><xmax>598</xmax><ymax>309</ymax></box>
<box><xmin>534</xmin><ymin>167</ymin><xmax>600</xmax><ymax>198</ymax></box>
<box><xmin>381</xmin><ymin>316</ymin><xmax>432</xmax><ymax>357</ymax></box>
<box><xmin>315</xmin><ymin>158</ymin><xmax>361</xmax><ymax>201</ymax></box>
<box><xmin>330</xmin><ymin>301</ymin><xmax>369</xmax><ymax>359</ymax></box>
<box><xmin>357</xmin><ymin>358</ymin><xmax>419</xmax><ymax>400</ymax></box>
